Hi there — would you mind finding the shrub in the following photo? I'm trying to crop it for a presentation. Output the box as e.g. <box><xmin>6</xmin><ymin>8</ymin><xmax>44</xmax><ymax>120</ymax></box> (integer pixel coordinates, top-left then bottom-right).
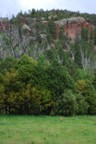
<box><xmin>4</xmin><ymin>84</ymin><xmax>53</xmax><ymax>115</ymax></box>
<box><xmin>76</xmin><ymin>93</ymin><xmax>88</xmax><ymax>115</ymax></box>
<box><xmin>77</xmin><ymin>79</ymin><xmax>96</xmax><ymax>115</ymax></box>
<box><xmin>55</xmin><ymin>90</ymin><xmax>78</xmax><ymax>116</ymax></box>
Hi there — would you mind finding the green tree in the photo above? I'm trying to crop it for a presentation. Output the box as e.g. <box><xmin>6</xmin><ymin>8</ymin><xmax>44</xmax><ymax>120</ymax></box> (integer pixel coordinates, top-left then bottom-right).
<box><xmin>47</xmin><ymin>19</ymin><xmax>56</xmax><ymax>39</ymax></box>
<box><xmin>55</xmin><ymin>90</ymin><xmax>78</xmax><ymax>116</ymax></box>
<box><xmin>76</xmin><ymin>79</ymin><xmax>96</xmax><ymax>114</ymax></box>
<box><xmin>46</xmin><ymin>61</ymin><xmax>75</xmax><ymax>99</ymax></box>
<box><xmin>81</xmin><ymin>28</ymin><xmax>88</xmax><ymax>42</ymax></box>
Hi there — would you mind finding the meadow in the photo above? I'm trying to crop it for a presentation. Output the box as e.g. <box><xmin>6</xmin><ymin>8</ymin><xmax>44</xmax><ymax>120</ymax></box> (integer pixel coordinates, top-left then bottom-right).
<box><xmin>0</xmin><ymin>115</ymin><xmax>96</xmax><ymax>144</ymax></box>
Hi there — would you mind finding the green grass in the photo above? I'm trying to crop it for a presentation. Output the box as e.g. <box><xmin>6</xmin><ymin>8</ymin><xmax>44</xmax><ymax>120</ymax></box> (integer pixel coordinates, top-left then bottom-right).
<box><xmin>0</xmin><ymin>115</ymin><xmax>96</xmax><ymax>144</ymax></box>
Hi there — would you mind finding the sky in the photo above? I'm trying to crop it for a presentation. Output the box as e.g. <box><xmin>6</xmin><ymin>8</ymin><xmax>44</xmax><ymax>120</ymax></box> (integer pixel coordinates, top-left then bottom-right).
<box><xmin>0</xmin><ymin>0</ymin><xmax>96</xmax><ymax>17</ymax></box>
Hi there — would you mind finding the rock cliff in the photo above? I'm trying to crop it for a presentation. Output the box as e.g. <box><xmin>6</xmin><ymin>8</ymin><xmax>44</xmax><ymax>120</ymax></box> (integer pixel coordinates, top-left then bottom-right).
<box><xmin>0</xmin><ymin>17</ymin><xmax>94</xmax><ymax>41</ymax></box>
<box><xmin>55</xmin><ymin>17</ymin><xmax>93</xmax><ymax>40</ymax></box>
<box><xmin>0</xmin><ymin>18</ymin><xmax>9</xmax><ymax>32</ymax></box>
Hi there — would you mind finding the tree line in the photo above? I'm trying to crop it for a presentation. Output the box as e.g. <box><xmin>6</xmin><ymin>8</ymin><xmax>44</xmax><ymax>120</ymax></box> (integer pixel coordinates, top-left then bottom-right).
<box><xmin>0</xmin><ymin>54</ymin><xmax>96</xmax><ymax>116</ymax></box>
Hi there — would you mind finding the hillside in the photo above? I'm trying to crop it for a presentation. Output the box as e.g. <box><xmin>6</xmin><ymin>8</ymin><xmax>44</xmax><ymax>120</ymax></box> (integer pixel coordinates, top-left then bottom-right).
<box><xmin>0</xmin><ymin>10</ymin><xmax>96</xmax><ymax>58</ymax></box>
<box><xmin>0</xmin><ymin>9</ymin><xmax>96</xmax><ymax>115</ymax></box>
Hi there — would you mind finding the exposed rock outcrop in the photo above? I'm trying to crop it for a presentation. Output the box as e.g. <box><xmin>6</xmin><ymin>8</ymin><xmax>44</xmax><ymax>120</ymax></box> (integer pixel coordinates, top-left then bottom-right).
<box><xmin>0</xmin><ymin>16</ymin><xmax>93</xmax><ymax>41</ymax></box>
<box><xmin>0</xmin><ymin>18</ymin><xmax>9</xmax><ymax>32</ymax></box>
<box><xmin>55</xmin><ymin>17</ymin><xmax>93</xmax><ymax>40</ymax></box>
<box><xmin>22</xmin><ymin>24</ymin><xmax>31</xmax><ymax>31</ymax></box>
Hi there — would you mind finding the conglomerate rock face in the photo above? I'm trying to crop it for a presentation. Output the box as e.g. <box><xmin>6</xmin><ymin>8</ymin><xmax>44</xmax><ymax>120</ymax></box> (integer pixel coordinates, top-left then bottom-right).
<box><xmin>0</xmin><ymin>18</ymin><xmax>9</xmax><ymax>32</ymax></box>
<box><xmin>0</xmin><ymin>16</ymin><xmax>93</xmax><ymax>41</ymax></box>
<box><xmin>55</xmin><ymin>17</ymin><xmax>92</xmax><ymax>40</ymax></box>
<box><xmin>0</xmin><ymin>16</ymin><xmax>95</xmax><ymax>59</ymax></box>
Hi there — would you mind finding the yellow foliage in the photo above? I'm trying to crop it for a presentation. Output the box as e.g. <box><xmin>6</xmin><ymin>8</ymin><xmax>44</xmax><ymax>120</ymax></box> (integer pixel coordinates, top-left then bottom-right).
<box><xmin>3</xmin><ymin>68</ymin><xmax>18</xmax><ymax>85</ymax></box>
<box><xmin>76</xmin><ymin>80</ymin><xmax>87</xmax><ymax>91</ymax></box>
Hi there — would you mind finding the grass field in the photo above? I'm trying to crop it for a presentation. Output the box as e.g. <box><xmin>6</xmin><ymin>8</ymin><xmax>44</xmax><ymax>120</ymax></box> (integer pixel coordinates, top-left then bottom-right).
<box><xmin>0</xmin><ymin>115</ymin><xmax>96</xmax><ymax>144</ymax></box>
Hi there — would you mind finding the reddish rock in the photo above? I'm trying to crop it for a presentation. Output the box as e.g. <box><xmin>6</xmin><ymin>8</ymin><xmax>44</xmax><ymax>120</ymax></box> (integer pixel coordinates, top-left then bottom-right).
<box><xmin>55</xmin><ymin>17</ymin><xmax>93</xmax><ymax>40</ymax></box>
<box><xmin>0</xmin><ymin>16</ymin><xmax>94</xmax><ymax>41</ymax></box>
<box><xmin>0</xmin><ymin>18</ymin><xmax>9</xmax><ymax>32</ymax></box>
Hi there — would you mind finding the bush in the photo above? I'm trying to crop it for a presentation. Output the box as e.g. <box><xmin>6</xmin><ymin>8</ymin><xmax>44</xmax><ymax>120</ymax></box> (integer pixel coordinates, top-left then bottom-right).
<box><xmin>77</xmin><ymin>79</ymin><xmax>96</xmax><ymax>115</ymax></box>
<box><xmin>86</xmin><ymin>92</ymin><xmax>96</xmax><ymax>115</ymax></box>
<box><xmin>76</xmin><ymin>93</ymin><xmax>88</xmax><ymax>115</ymax></box>
<box><xmin>55</xmin><ymin>90</ymin><xmax>78</xmax><ymax>116</ymax></box>
<box><xmin>1</xmin><ymin>84</ymin><xmax>53</xmax><ymax>115</ymax></box>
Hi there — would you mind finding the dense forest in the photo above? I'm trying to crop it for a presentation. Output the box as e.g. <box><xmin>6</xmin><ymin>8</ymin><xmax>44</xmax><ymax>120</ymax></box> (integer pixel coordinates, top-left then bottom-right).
<box><xmin>0</xmin><ymin>9</ymin><xmax>96</xmax><ymax>115</ymax></box>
